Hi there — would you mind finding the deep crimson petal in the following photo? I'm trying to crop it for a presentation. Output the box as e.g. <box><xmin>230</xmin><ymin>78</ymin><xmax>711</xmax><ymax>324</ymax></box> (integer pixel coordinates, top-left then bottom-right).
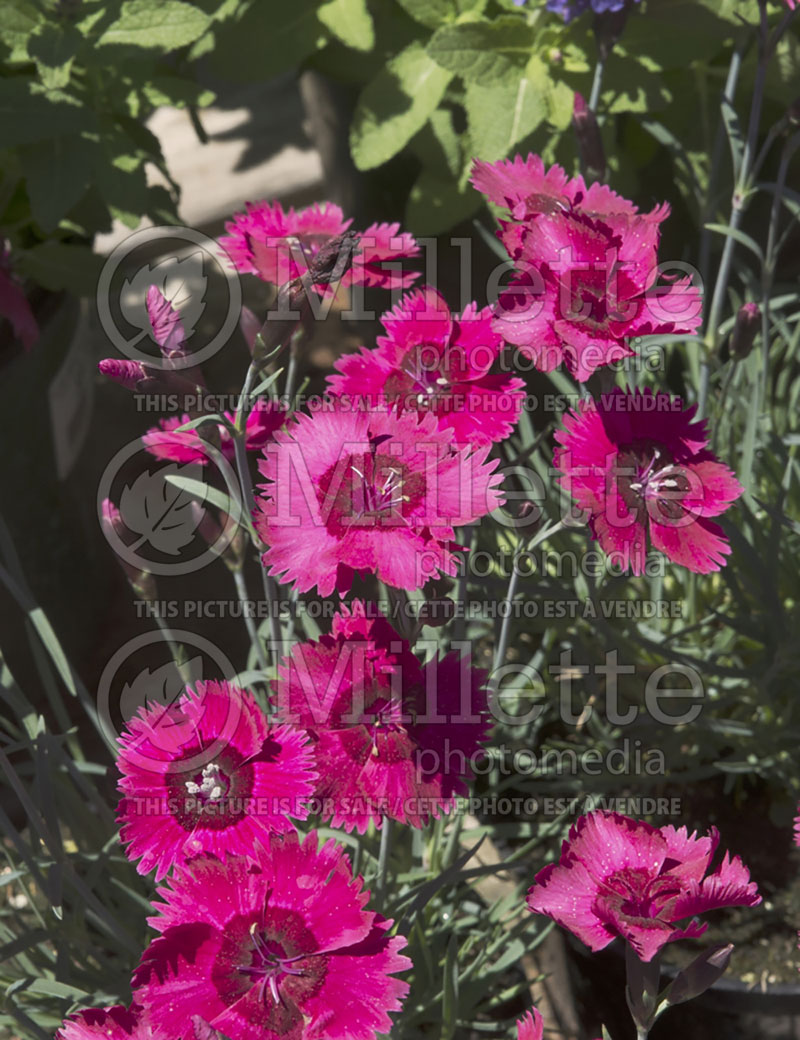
<box><xmin>671</xmin><ymin>853</ymin><xmax>762</xmax><ymax>919</ymax></box>
<box><xmin>116</xmin><ymin>680</ymin><xmax>316</xmax><ymax>880</ymax></box>
<box><xmin>220</xmin><ymin>201</ymin><xmax>417</xmax><ymax>291</ymax></box>
<box><xmin>133</xmin><ymin>836</ymin><xmax>411</xmax><ymax>1040</ymax></box>
<box><xmin>272</xmin><ymin>602</ymin><xmax>488</xmax><ymax>832</ymax></box>
<box><xmin>554</xmin><ymin>389</ymin><xmax>741</xmax><ymax>575</ymax></box>
<box><xmin>56</xmin><ymin>1004</ymin><xmax>168</xmax><ymax>1040</ymax></box>
<box><xmin>526</xmin><ymin>811</ymin><xmax>759</xmax><ymax>964</ymax></box>
<box><xmin>516</xmin><ymin>1009</ymin><xmax>544</xmax><ymax>1040</ymax></box>
<box><xmin>255</xmin><ymin>403</ymin><xmax>504</xmax><ymax>595</ymax></box>
<box><xmin>0</xmin><ymin>257</ymin><xmax>38</xmax><ymax>350</ymax></box>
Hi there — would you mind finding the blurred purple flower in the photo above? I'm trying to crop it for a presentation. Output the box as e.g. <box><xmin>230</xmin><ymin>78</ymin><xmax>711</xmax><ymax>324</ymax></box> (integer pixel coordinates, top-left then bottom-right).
<box><xmin>546</xmin><ymin>0</ymin><xmax>640</xmax><ymax>22</ymax></box>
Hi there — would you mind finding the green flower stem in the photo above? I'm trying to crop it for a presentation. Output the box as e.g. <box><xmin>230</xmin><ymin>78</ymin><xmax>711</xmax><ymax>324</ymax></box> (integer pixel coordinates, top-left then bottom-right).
<box><xmin>700</xmin><ymin>2</ymin><xmax>796</xmax><ymax>418</ymax></box>
<box><xmin>588</xmin><ymin>54</ymin><xmax>605</xmax><ymax>113</ymax></box>
<box><xmin>761</xmin><ymin>131</ymin><xmax>800</xmax><ymax>397</ymax></box>
<box><xmin>151</xmin><ymin>611</ymin><xmax>194</xmax><ymax>685</ymax></box>
<box><xmin>232</xmin><ymin>567</ymin><xmax>269</xmax><ymax>673</ymax></box>
<box><xmin>234</xmin><ymin>361</ymin><xmax>283</xmax><ymax>661</ymax></box>
<box><xmin>376</xmin><ymin>816</ymin><xmax>393</xmax><ymax>901</ymax></box>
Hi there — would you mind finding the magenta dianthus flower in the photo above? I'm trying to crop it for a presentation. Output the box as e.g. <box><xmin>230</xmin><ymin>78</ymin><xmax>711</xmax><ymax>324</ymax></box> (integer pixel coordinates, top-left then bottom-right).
<box><xmin>56</xmin><ymin>1005</ymin><xmax>169</xmax><ymax>1040</ymax></box>
<box><xmin>142</xmin><ymin>398</ymin><xmax>286</xmax><ymax>464</ymax></box>
<box><xmin>117</xmin><ymin>680</ymin><xmax>316</xmax><ymax>881</ymax></box>
<box><xmin>327</xmin><ymin>286</ymin><xmax>525</xmax><ymax>447</ymax></box>
<box><xmin>273</xmin><ymin>600</ymin><xmax>490</xmax><ymax>832</ymax></box>
<box><xmin>528</xmin><ymin>811</ymin><xmax>761</xmax><ymax>963</ymax></box>
<box><xmin>515</xmin><ymin>1009</ymin><xmax>544</xmax><ymax>1040</ymax></box>
<box><xmin>471</xmin><ymin>155</ymin><xmax>700</xmax><ymax>381</ymax></box>
<box><xmin>132</xmin><ymin>833</ymin><xmax>411</xmax><ymax>1040</ymax></box>
<box><xmin>553</xmin><ymin>388</ymin><xmax>742</xmax><ymax>575</ymax></box>
<box><xmin>254</xmin><ymin>403</ymin><xmax>504</xmax><ymax>596</ymax></box>
<box><xmin>220</xmin><ymin>200</ymin><xmax>419</xmax><ymax>291</ymax></box>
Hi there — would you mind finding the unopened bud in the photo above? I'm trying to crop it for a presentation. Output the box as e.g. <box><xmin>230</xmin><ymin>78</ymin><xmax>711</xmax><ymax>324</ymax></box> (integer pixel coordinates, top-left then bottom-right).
<box><xmin>309</xmin><ymin>231</ymin><xmax>360</xmax><ymax>286</ymax></box>
<box><xmin>100</xmin><ymin>498</ymin><xmax>157</xmax><ymax>600</ymax></box>
<box><xmin>99</xmin><ymin>358</ymin><xmax>205</xmax><ymax>410</ymax></box>
<box><xmin>573</xmin><ymin>92</ymin><xmax>606</xmax><ymax>180</ymax></box>
<box><xmin>729</xmin><ymin>302</ymin><xmax>760</xmax><ymax>360</ymax></box>
<box><xmin>665</xmin><ymin>943</ymin><xmax>734</xmax><ymax>1007</ymax></box>
<box><xmin>98</xmin><ymin>358</ymin><xmax>148</xmax><ymax>391</ymax></box>
<box><xmin>239</xmin><ymin>304</ymin><xmax>261</xmax><ymax>354</ymax></box>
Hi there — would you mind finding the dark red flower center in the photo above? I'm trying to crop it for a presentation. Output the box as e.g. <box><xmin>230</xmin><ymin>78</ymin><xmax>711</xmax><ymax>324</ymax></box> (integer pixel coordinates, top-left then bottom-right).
<box><xmin>596</xmin><ymin>867</ymin><xmax>682</xmax><ymax>925</ymax></box>
<box><xmin>238</xmin><ymin>927</ymin><xmax>310</xmax><ymax>1006</ymax></box>
<box><xmin>216</xmin><ymin>908</ymin><xmax>327</xmax><ymax>1037</ymax></box>
<box><xmin>165</xmin><ymin>746</ymin><xmax>254</xmax><ymax>831</ymax></box>
<box><xmin>384</xmin><ymin>345</ymin><xmax>458</xmax><ymax>411</ymax></box>
<box><xmin>616</xmin><ymin>440</ymin><xmax>692</xmax><ymax>523</ymax></box>
<box><xmin>317</xmin><ymin>444</ymin><xmax>425</xmax><ymax>535</ymax></box>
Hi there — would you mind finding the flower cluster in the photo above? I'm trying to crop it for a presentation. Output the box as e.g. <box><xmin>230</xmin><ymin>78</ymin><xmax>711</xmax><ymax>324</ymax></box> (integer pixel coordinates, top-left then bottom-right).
<box><xmin>472</xmin><ymin>154</ymin><xmax>701</xmax><ymax>381</ymax></box>
<box><xmin>78</xmin><ymin>159</ymin><xmax>761</xmax><ymax>1040</ymax></box>
<box><xmin>272</xmin><ymin>600</ymin><xmax>490</xmax><ymax>832</ymax></box>
<box><xmin>471</xmin><ymin>155</ymin><xmax>741</xmax><ymax>574</ymax></box>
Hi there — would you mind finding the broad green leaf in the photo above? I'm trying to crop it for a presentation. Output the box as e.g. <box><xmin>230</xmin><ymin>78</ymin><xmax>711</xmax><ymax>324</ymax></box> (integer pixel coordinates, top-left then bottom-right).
<box><xmin>317</xmin><ymin>0</ymin><xmax>374</xmax><ymax>51</ymax></box>
<box><xmin>141</xmin><ymin>75</ymin><xmax>216</xmax><ymax>108</ymax></box>
<box><xmin>209</xmin><ymin>0</ymin><xmax>325</xmax><ymax>83</ymax></box>
<box><xmin>0</xmin><ymin>0</ymin><xmax>41</xmax><ymax>62</ymax></box>
<box><xmin>526</xmin><ymin>54</ymin><xmax>573</xmax><ymax>130</ymax></box>
<box><xmin>600</xmin><ymin>53</ymin><xmax>670</xmax><ymax>114</ymax></box>
<box><xmin>427</xmin><ymin>15</ymin><xmax>537</xmax><ymax>85</ymax></box>
<box><xmin>28</xmin><ymin>23</ymin><xmax>82</xmax><ymax>89</ymax></box>
<box><xmin>19</xmin><ymin>135</ymin><xmax>94</xmax><ymax>232</ymax></box>
<box><xmin>465</xmin><ymin>67</ymin><xmax>546</xmax><ymax>161</ymax></box>
<box><xmin>97</xmin><ymin>0</ymin><xmax>211</xmax><ymax>50</ymax></box>
<box><xmin>91</xmin><ymin>120</ymin><xmax>150</xmax><ymax>228</ymax></box>
<box><xmin>405</xmin><ymin>169</ymin><xmax>481</xmax><ymax>236</ymax></box>
<box><xmin>409</xmin><ymin>108</ymin><xmax>462</xmax><ymax>179</ymax></box>
<box><xmin>350</xmin><ymin>41</ymin><xmax>453</xmax><ymax>171</ymax></box>
<box><xmin>620</xmin><ymin>0</ymin><xmax>733</xmax><ymax>68</ymax></box>
<box><xmin>692</xmin><ymin>0</ymin><xmax>741</xmax><ymax>17</ymax></box>
<box><xmin>16</xmin><ymin>242</ymin><xmax>104</xmax><ymax>295</ymax></box>
<box><xmin>0</xmin><ymin>79</ymin><xmax>96</xmax><ymax>147</ymax></box>
<box><xmin>395</xmin><ymin>0</ymin><xmax>456</xmax><ymax>29</ymax></box>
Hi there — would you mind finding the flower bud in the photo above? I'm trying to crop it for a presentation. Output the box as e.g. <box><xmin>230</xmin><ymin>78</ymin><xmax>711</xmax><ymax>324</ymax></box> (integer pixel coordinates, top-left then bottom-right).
<box><xmin>100</xmin><ymin>498</ymin><xmax>157</xmax><ymax>600</ymax></box>
<box><xmin>98</xmin><ymin>358</ymin><xmax>204</xmax><ymax>409</ymax></box>
<box><xmin>729</xmin><ymin>302</ymin><xmax>760</xmax><ymax>361</ymax></box>
<box><xmin>664</xmin><ymin>943</ymin><xmax>734</xmax><ymax>1007</ymax></box>
<box><xmin>573</xmin><ymin>92</ymin><xmax>606</xmax><ymax>180</ymax></box>
<box><xmin>239</xmin><ymin>304</ymin><xmax>261</xmax><ymax>354</ymax></box>
<box><xmin>309</xmin><ymin>230</ymin><xmax>360</xmax><ymax>286</ymax></box>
